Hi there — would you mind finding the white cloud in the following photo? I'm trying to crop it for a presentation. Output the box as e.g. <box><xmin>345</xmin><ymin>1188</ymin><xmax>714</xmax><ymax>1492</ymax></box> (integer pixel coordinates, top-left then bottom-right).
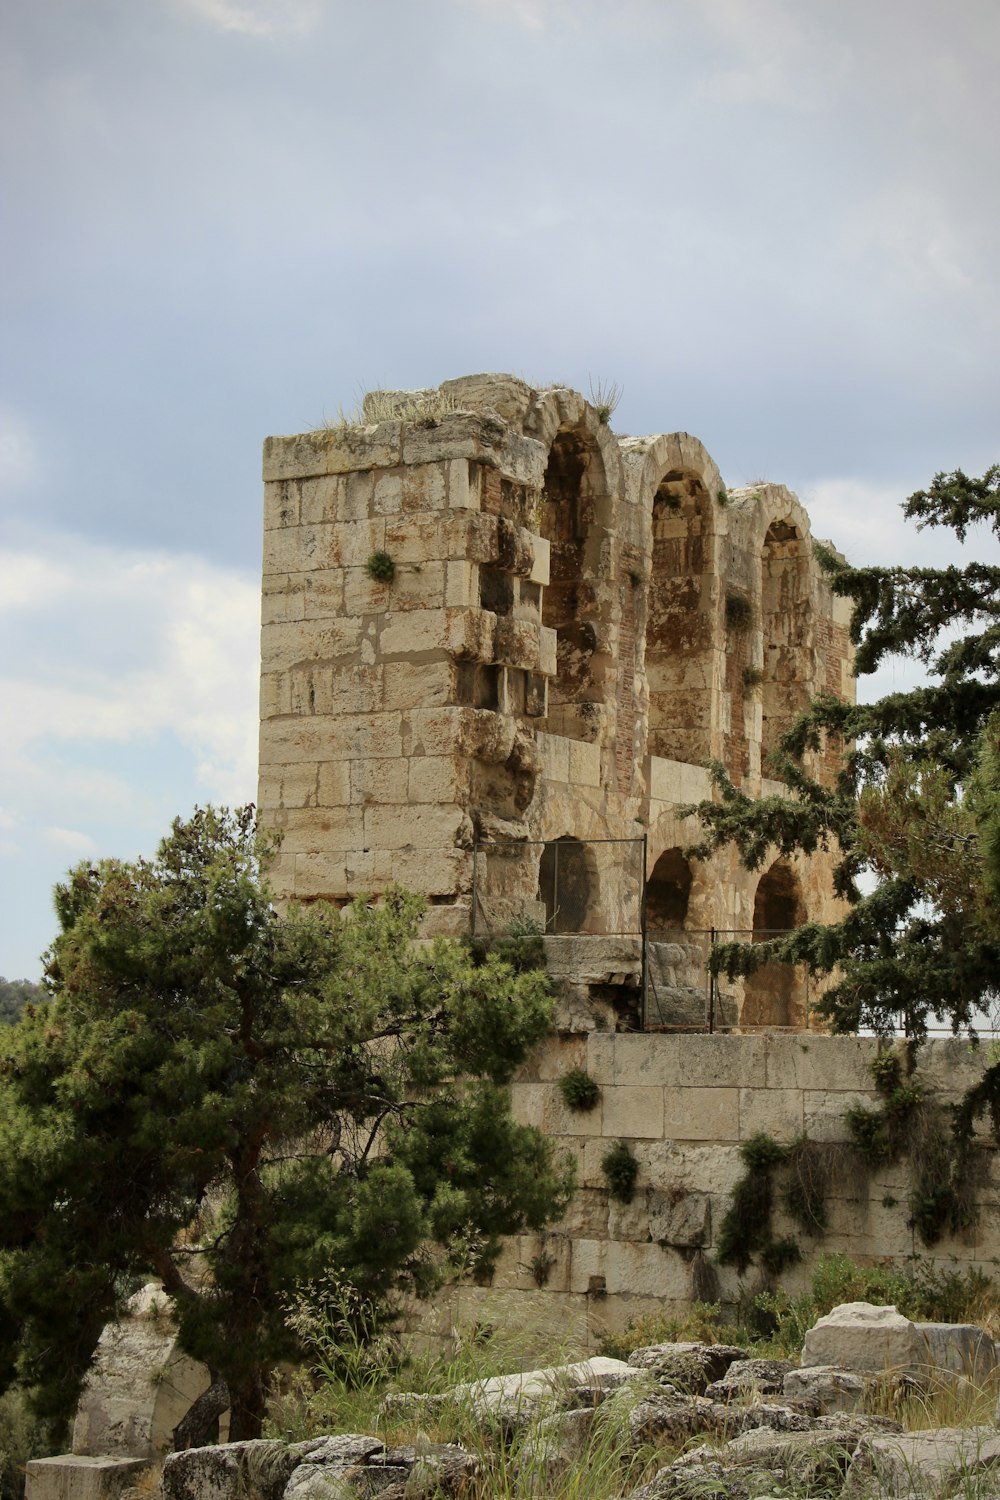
<box><xmin>0</xmin><ymin>409</ymin><xmax>40</xmax><ymax>495</ymax></box>
<box><xmin>176</xmin><ymin>0</ymin><xmax>328</xmax><ymax>36</ymax></box>
<box><xmin>0</xmin><ymin>531</ymin><xmax>260</xmax><ymax>807</ymax></box>
<box><xmin>43</xmin><ymin>827</ymin><xmax>98</xmax><ymax>856</ymax></box>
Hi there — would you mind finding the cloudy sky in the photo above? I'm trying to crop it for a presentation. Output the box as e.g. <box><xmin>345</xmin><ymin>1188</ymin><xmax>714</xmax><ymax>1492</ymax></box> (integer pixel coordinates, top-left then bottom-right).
<box><xmin>1</xmin><ymin>0</ymin><xmax>998</xmax><ymax>978</ymax></box>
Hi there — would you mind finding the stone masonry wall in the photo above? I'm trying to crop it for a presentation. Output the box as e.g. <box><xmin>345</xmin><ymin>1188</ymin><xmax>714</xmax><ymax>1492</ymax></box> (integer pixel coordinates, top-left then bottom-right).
<box><xmin>259</xmin><ymin>374</ymin><xmax>856</xmax><ymax>1028</ymax></box>
<box><xmin>415</xmin><ymin>1032</ymin><xmax>1000</xmax><ymax>1355</ymax></box>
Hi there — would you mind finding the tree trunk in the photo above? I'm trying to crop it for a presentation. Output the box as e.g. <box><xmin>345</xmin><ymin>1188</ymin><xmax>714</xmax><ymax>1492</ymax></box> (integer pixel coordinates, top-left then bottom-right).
<box><xmin>173</xmin><ymin>1380</ymin><xmax>230</xmax><ymax>1450</ymax></box>
<box><xmin>226</xmin><ymin>1371</ymin><xmax>268</xmax><ymax>1442</ymax></box>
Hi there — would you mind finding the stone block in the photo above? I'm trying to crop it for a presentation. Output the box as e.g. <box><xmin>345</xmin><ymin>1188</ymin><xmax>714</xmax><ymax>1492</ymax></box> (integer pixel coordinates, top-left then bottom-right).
<box><xmin>297</xmin><ymin>474</ymin><xmax>344</xmax><ymax>525</ymax></box>
<box><xmin>567</xmin><ymin>739</ymin><xmax>601</xmax><ymax>788</ymax></box>
<box><xmin>263</xmin><ymin>425</ymin><xmax>402</xmax><ymax>482</ymax></box>
<box><xmin>801</xmin><ymin>1302</ymin><xmax>924</xmax><ymax>1374</ymax></box>
<box><xmin>612</xmin><ymin>1034</ymin><xmax>767</xmax><ymax>1090</ymax></box>
<box><xmin>916</xmin><ymin>1322</ymin><xmax>998</xmax><ymax>1379</ymax></box>
<box><xmin>601</xmin><ymin>1086</ymin><xmax>664</xmax><ymax>1140</ymax></box>
<box><xmin>363</xmin><ymin>803</ymin><xmax>470</xmax><ymax>852</ymax></box>
<box><xmin>567</xmin><ymin>1238</ymin><xmax>608</xmax><ymax>1295</ymax></box>
<box><xmin>390</xmin><ymin>848</ymin><xmax>473</xmax><ymax>895</ymax></box>
<box><xmin>541</xmin><ymin>1087</ymin><xmax>603</xmax><ymax>1138</ymax></box>
<box><xmin>446</xmin><ymin>459</ymin><xmax>475</xmax><ymax>509</ymax></box>
<box><xmin>349</xmin><ymin>758</ymin><xmax>409</xmax><ymax>805</ymax></box>
<box><xmin>648</xmin><ymin>1190</ymin><xmax>711</xmax><ymax>1249</ymax></box>
<box><xmin>26</xmin><ymin>1458</ymin><xmax>151</xmax><ymax>1500</ymax></box>
<box><xmin>536</xmin><ymin>733</ymin><xmax>570</xmax><ymax>784</ymax></box>
<box><xmin>586</xmin><ymin>1033</ymin><xmax>616</xmax><ymax>1086</ymax></box>
<box><xmin>529</xmin><ymin>535</ymin><xmax>550</xmax><ymax>586</ymax></box>
<box><xmin>315</xmin><ymin>763</ymin><xmax>350</xmax><ymax>806</ymax></box>
<box><xmin>272</xmin><ymin>806</ymin><xmax>364</xmax><ymax>851</ymax></box>
<box><xmin>662</xmin><ymin>1088</ymin><xmax>739</xmax><ymax>1143</ymax></box>
<box><xmin>162</xmin><ymin>1442</ymin><xmax>298</xmax><ymax>1500</ymax></box>
<box><xmin>263</xmin><ymin>478</ymin><xmax>301</xmax><ymax>531</ymax></box>
<box><xmin>846</xmin><ymin>1427</ymin><xmax>1000</xmax><ymax>1499</ymax></box>
<box><xmin>445</xmin><ymin>560</ymin><xmax>477</xmax><ymax>607</ymax></box>
<box><xmin>342</xmin><ymin>565</ymin><xmax>396</xmax><ymax>616</ymax></box>
<box><xmin>382</xmin><ymin>660</ymin><xmax>454</xmax><ymax>711</ymax></box>
<box><xmin>803</xmin><ymin>1089</ymin><xmax>872</xmax><ymax>1143</ymax></box>
<box><xmin>738</xmin><ymin>1087</ymin><xmax>804</xmax><ymax>1142</ymax></box>
<box><xmin>379</xmin><ymin>609</ymin><xmax>450</xmax><ymax>656</ymax></box>
<box><xmin>260</xmin><ymin>620</ymin><xmax>361</xmax><ymax>674</ymax></box>
<box><xmin>603</xmin><ymin>1241</ymin><xmax>689</xmax><ymax>1298</ymax></box>
<box><xmin>401</xmin><ymin>462</ymin><xmax>448</xmax><ymax>511</ymax></box>
<box><xmin>407</xmin><ymin>756</ymin><xmax>466</xmax><ymax>804</ymax></box>
<box><xmin>764</xmin><ymin>1034</ymin><xmax>878</xmax><ymax>1092</ymax></box>
<box><xmin>557</xmin><ymin>1188</ymin><xmax>611</xmax><ymax>1239</ymax></box>
<box><xmin>300</xmin><ymin>569</ymin><xmax>344</xmax><ymax>618</ymax></box>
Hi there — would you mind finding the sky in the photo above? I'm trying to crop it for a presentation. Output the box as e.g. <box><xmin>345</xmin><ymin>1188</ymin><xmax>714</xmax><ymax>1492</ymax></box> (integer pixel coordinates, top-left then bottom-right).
<box><xmin>1</xmin><ymin>0</ymin><xmax>998</xmax><ymax>979</ymax></box>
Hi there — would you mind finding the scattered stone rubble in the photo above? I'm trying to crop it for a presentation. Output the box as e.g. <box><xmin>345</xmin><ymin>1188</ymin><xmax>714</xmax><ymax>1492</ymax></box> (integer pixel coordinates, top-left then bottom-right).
<box><xmin>28</xmin><ymin>1303</ymin><xmax>1000</xmax><ymax>1500</ymax></box>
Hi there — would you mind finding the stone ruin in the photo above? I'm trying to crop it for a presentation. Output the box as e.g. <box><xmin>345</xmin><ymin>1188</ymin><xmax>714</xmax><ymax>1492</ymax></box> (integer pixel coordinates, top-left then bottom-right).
<box><xmin>258</xmin><ymin>374</ymin><xmax>854</xmax><ymax>1030</ymax></box>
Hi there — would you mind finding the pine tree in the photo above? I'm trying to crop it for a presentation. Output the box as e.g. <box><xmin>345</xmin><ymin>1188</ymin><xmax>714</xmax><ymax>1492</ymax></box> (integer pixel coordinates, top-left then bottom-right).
<box><xmin>0</xmin><ymin>807</ymin><xmax>572</xmax><ymax>1441</ymax></box>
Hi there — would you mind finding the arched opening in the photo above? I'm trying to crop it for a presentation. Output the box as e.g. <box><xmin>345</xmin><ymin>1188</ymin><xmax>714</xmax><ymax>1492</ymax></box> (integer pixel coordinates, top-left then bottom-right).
<box><xmin>646</xmin><ymin>471</ymin><xmax>715</xmax><ymax>765</ymax></box>
<box><xmin>537</xmin><ymin>835</ymin><xmax>597</xmax><ymax>933</ymax></box>
<box><xmin>761</xmin><ymin>519</ymin><xmax>812</xmax><ymax>773</ymax></box>
<box><xmin>644</xmin><ymin>847</ymin><xmax>692</xmax><ymax>933</ymax></box>
<box><xmin>539</xmin><ymin>428</ymin><xmax>608</xmax><ymax>742</ymax></box>
<box><xmin>742</xmin><ymin>860</ymin><xmax>807</xmax><ymax>1028</ymax></box>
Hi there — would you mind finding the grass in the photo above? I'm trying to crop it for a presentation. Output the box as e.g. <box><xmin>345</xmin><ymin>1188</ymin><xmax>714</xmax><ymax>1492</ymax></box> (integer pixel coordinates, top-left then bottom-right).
<box><xmin>256</xmin><ymin>1256</ymin><xmax>1000</xmax><ymax>1500</ymax></box>
<box><xmin>320</xmin><ymin>388</ymin><xmax>462</xmax><ymax>429</ymax></box>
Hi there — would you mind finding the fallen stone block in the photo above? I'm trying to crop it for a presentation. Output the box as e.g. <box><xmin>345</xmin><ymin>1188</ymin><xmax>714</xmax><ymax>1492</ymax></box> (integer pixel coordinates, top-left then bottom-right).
<box><xmin>26</xmin><ymin>1456</ymin><xmax>152</xmax><ymax>1500</ymax></box>
<box><xmin>844</xmin><ymin>1425</ymin><xmax>1000</xmax><ymax>1497</ymax></box>
<box><xmin>800</xmin><ymin>1301</ymin><xmax>925</xmax><ymax>1375</ymax></box>
<box><xmin>163</xmin><ymin>1440</ymin><xmax>298</xmax><ymax>1500</ymax></box>
<box><xmin>705</xmin><ymin>1357</ymin><xmax>793</xmax><ymax>1399</ymax></box>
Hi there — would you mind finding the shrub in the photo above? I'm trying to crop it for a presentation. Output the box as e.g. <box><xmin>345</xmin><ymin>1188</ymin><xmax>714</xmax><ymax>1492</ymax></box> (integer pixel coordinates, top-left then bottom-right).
<box><xmin>558</xmin><ymin>1068</ymin><xmax>601</xmax><ymax>1112</ymax></box>
<box><xmin>725</xmin><ymin>591</ymin><xmax>753</xmax><ymax>632</ymax></box>
<box><xmin>365</xmin><ymin>551</ymin><xmax>396</xmax><ymax>583</ymax></box>
<box><xmin>601</xmin><ymin>1141</ymin><xmax>639</xmax><ymax>1203</ymax></box>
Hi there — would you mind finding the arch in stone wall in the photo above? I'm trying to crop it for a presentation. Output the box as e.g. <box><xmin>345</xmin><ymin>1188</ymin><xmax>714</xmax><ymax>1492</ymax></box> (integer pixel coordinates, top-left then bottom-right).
<box><xmin>760</xmin><ymin>514</ymin><xmax>812</xmax><ymax>770</ymax></box>
<box><xmin>644</xmin><ymin>846</ymin><xmax>692</xmax><ymax>934</ymax></box>
<box><xmin>524</xmin><ymin>390</ymin><xmax>620</xmax><ymax>744</ymax></box>
<box><xmin>742</xmin><ymin>858</ymin><xmax>807</xmax><ymax>1028</ymax></box>
<box><xmin>537</xmin><ymin>833</ymin><xmax>600</xmax><ymax>934</ymax></box>
<box><xmin>621</xmin><ymin>434</ymin><xmax>723</xmax><ymax>766</ymax></box>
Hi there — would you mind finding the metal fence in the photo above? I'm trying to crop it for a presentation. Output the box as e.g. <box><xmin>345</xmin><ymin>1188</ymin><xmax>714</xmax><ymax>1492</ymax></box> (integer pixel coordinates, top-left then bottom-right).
<box><xmin>643</xmin><ymin>928</ymin><xmax>814</xmax><ymax>1033</ymax></box>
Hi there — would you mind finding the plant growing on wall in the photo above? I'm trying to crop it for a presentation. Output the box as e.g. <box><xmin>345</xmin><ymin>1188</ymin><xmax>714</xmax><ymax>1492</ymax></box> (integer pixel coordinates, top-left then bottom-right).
<box><xmin>715</xmin><ymin>1133</ymin><xmax>799</xmax><ymax>1276</ymax></box>
<box><xmin>725</xmin><ymin>591</ymin><xmax>753</xmax><ymax>632</ymax></box>
<box><xmin>558</xmin><ymin>1067</ymin><xmax>601</xmax><ymax>1112</ymax></box>
<box><xmin>365</xmin><ymin>550</ymin><xmax>396</xmax><ymax>583</ymax></box>
<box><xmin>601</xmin><ymin>1141</ymin><xmax>639</xmax><ymax>1203</ymax></box>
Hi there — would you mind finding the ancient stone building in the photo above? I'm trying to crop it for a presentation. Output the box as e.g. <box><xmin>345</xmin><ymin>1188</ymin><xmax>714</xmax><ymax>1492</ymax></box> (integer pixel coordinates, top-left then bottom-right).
<box><xmin>258</xmin><ymin>374</ymin><xmax>854</xmax><ymax>1030</ymax></box>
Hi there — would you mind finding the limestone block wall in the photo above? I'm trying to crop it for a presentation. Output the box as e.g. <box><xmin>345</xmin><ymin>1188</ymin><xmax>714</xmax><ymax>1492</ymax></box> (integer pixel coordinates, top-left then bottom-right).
<box><xmin>422</xmin><ymin>1033</ymin><xmax>1000</xmax><ymax>1353</ymax></box>
<box><xmin>259</xmin><ymin>374</ymin><xmax>856</xmax><ymax>1022</ymax></box>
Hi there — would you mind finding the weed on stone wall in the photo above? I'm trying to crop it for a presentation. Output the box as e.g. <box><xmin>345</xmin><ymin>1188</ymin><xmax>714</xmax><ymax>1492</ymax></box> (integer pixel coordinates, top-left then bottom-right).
<box><xmin>558</xmin><ymin>1068</ymin><xmax>601</xmax><ymax>1112</ymax></box>
<box><xmin>365</xmin><ymin>551</ymin><xmax>396</xmax><ymax>584</ymax></box>
<box><xmin>601</xmin><ymin>1141</ymin><xmax>639</xmax><ymax>1203</ymax></box>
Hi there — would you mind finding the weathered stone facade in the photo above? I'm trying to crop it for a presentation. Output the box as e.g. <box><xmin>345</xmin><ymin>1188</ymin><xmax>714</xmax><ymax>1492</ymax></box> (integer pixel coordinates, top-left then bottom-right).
<box><xmin>259</xmin><ymin>373</ymin><xmax>853</xmax><ymax>1029</ymax></box>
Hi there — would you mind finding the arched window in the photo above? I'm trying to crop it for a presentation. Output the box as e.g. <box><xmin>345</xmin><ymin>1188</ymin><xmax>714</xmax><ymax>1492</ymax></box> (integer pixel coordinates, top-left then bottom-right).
<box><xmin>742</xmin><ymin>860</ymin><xmax>807</xmax><ymax>1028</ymax></box>
<box><xmin>537</xmin><ymin>835</ymin><xmax>597</xmax><ymax>933</ymax></box>
<box><xmin>539</xmin><ymin>428</ymin><xmax>610</xmax><ymax>742</ymax></box>
<box><xmin>644</xmin><ymin>847</ymin><xmax>692</xmax><ymax>934</ymax></box>
<box><xmin>646</xmin><ymin>471</ymin><xmax>714</xmax><ymax>765</ymax></box>
<box><xmin>761</xmin><ymin>519</ymin><xmax>811</xmax><ymax>772</ymax></box>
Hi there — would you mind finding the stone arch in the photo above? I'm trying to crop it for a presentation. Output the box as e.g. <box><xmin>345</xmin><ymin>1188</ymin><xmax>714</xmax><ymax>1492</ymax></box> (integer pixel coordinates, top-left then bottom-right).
<box><xmin>760</xmin><ymin>514</ymin><xmax>812</xmax><ymax>769</ymax></box>
<box><xmin>644</xmin><ymin>846</ymin><xmax>692</xmax><ymax>934</ymax></box>
<box><xmin>537</xmin><ymin>833</ymin><xmax>599</xmax><ymax>933</ymax></box>
<box><xmin>525</xmin><ymin>390</ymin><xmax>618</xmax><ymax>744</ymax></box>
<box><xmin>742</xmin><ymin>859</ymin><xmax>807</xmax><ymax>1028</ymax></box>
<box><xmin>621</xmin><ymin>435</ymin><xmax>723</xmax><ymax>766</ymax></box>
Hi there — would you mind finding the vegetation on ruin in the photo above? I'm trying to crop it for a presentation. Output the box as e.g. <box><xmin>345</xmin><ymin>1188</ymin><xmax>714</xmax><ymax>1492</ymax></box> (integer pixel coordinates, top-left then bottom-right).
<box><xmin>557</xmin><ymin>1066</ymin><xmax>601</xmax><ymax>1112</ymax></box>
<box><xmin>724</xmin><ymin>590</ymin><xmax>754</xmax><ymax>632</ymax></box>
<box><xmin>600</xmin><ymin>1140</ymin><xmax>639</xmax><ymax>1202</ymax></box>
<box><xmin>587</xmin><ymin>378</ymin><xmax>622</xmax><ymax>426</ymax></box>
<box><xmin>687</xmin><ymin>466</ymin><xmax>1000</xmax><ymax>1063</ymax></box>
<box><xmin>364</xmin><ymin>549</ymin><xmax>396</xmax><ymax>583</ymax></box>
<box><xmin>0</xmin><ymin>808</ymin><xmax>572</xmax><ymax>1442</ymax></box>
